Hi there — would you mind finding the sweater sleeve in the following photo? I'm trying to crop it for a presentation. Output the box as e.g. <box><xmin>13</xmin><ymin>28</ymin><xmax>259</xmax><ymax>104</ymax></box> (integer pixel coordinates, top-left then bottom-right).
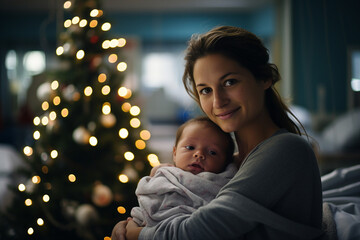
<box><xmin>139</xmin><ymin>132</ymin><xmax>322</xmax><ymax>240</ymax></box>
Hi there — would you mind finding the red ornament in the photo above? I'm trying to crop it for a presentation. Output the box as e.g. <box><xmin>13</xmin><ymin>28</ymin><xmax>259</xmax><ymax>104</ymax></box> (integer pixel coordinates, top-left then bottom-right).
<box><xmin>90</xmin><ymin>35</ymin><xmax>99</xmax><ymax>44</ymax></box>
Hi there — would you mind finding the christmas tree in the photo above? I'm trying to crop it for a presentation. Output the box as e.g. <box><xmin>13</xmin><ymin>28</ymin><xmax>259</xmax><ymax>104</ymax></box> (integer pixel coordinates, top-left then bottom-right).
<box><xmin>0</xmin><ymin>0</ymin><xmax>159</xmax><ymax>239</ymax></box>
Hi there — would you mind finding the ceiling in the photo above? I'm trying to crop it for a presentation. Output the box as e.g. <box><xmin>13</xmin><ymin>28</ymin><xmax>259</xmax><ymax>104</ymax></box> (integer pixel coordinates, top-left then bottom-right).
<box><xmin>2</xmin><ymin>0</ymin><xmax>273</xmax><ymax>13</ymax></box>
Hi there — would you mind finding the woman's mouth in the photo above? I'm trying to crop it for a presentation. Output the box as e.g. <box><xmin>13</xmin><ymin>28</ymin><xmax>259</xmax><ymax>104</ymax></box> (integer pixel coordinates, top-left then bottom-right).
<box><xmin>216</xmin><ymin>108</ymin><xmax>240</xmax><ymax>120</ymax></box>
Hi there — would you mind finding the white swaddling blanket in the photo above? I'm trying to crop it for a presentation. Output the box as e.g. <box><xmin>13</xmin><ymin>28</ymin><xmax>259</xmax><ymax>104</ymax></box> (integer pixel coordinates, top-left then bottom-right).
<box><xmin>131</xmin><ymin>163</ymin><xmax>238</xmax><ymax>227</ymax></box>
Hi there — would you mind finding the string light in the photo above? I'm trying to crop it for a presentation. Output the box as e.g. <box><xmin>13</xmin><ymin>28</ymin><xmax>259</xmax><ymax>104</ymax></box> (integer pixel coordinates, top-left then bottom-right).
<box><xmin>64</xmin><ymin>19</ymin><xmax>72</xmax><ymax>28</ymax></box>
<box><xmin>118</xmin><ymin>87</ymin><xmax>128</xmax><ymax>97</ymax></box>
<box><xmin>90</xmin><ymin>9</ymin><xmax>99</xmax><ymax>17</ymax></box>
<box><xmin>33</xmin><ymin>130</ymin><xmax>40</xmax><ymax>140</ymax></box>
<box><xmin>108</xmin><ymin>54</ymin><xmax>118</xmax><ymax>63</ymax></box>
<box><xmin>130</xmin><ymin>106</ymin><xmax>140</xmax><ymax>116</ymax></box>
<box><xmin>72</xmin><ymin>16</ymin><xmax>80</xmax><ymax>25</ymax></box>
<box><xmin>76</xmin><ymin>50</ymin><xmax>85</xmax><ymax>60</ymax></box>
<box><xmin>53</xmin><ymin>96</ymin><xmax>61</xmax><ymax>105</ymax></box>
<box><xmin>140</xmin><ymin>130</ymin><xmax>151</xmax><ymax>140</ymax></box>
<box><xmin>118</xmin><ymin>38</ymin><xmax>126</xmax><ymax>47</ymax></box>
<box><xmin>124</xmin><ymin>89</ymin><xmax>132</xmax><ymax>99</ymax></box>
<box><xmin>102</xmin><ymin>102</ymin><xmax>111</xmax><ymax>115</ymax></box>
<box><xmin>101</xmin><ymin>85</ymin><xmax>110</xmax><ymax>95</ymax></box>
<box><xmin>63</xmin><ymin>0</ymin><xmax>71</xmax><ymax>9</ymax></box>
<box><xmin>61</xmin><ymin>108</ymin><xmax>69</xmax><ymax>117</ymax></box>
<box><xmin>117</xmin><ymin>62</ymin><xmax>127</xmax><ymax>72</ymax></box>
<box><xmin>56</xmin><ymin>46</ymin><xmax>64</xmax><ymax>55</ymax></box>
<box><xmin>25</xmin><ymin>199</ymin><xmax>32</xmax><ymax>206</ymax></box>
<box><xmin>51</xmin><ymin>80</ymin><xmax>59</xmax><ymax>90</ymax></box>
<box><xmin>124</xmin><ymin>151</ymin><xmax>134</xmax><ymax>161</ymax></box>
<box><xmin>121</xmin><ymin>102</ymin><xmax>131</xmax><ymax>112</ymax></box>
<box><xmin>27</xmin><ymin>227</ymin><xmax>34</xmax><ymax>235</ymax></box>
<box><xmin>49</xmin><ymin>111</ymin><xmax>57</xmax><ymax>121</ymax></box>
<box><xmin>117</xmin><ymin>206</ymin><xmax>126</xmax><ymax>214</ymax></box>
<box><xmin>33</xmin><ymin>116</ymin><xmax>41</xmax><ymax>126</ymax></box>
<box><xmin>101</xmin><ymin>22</ymin><xmax>111</xmax><ymax>31</ymax></box>
<box><xmin>118</xmin><ymin>174</ymin><xmax>129</xmax><ymax>183</ymax></box>
<box><xmin>68</xmin><ymin>174</ymin><xmax>76</xmax><ymax>182</ymax></box>
<box><xmin>32</xmin><ymin>176</ymin><xmax>41</xmax><ymax>184</ymax></box>
<box><xmin>147</xmin><ymin>154</ymin><xmax>160</xmax><ymax>167</ymax></box>
<box><xmin>102</xmin><ymin>40</ymin><xmax>110</xmax><ymax>49</ymax></box>
<box><xmin>89</xmin><ymin>136</ymin><xmax>98</xmax><ymax>146</ymax></box>
<box><xmin>130</xmin><ymin>118</ymin><xmax>141</xmax><ymax>128</ymax></box>
<box><xmin>84</xmin><ymin>86</ymin><xmax>93</xmax><ymax>96</ymax></box>
<box><xmin>79</xmin><ymin>19</ymin><xmax>87</xmax><ymax>27</ymax></box>
<box><xmin>110</xmin><ymin>39</ymin><xmax>119</xmax><ymax>48</ymax></box>
<box><xmin>41</xmin><ymin>116</ymin><xmax>49</xmax><ymax>125</ymax></box>
<box><xmin>50</xmin><ymin>150</ymin><xmax>58</xmax><ymax>159</ymax></box>
<box><xmin>42</xmin><ymin>101</ymin><xmax>49</xmax><ymax>111</ymax></box>
<box><xmin>98</xmin><ymin>73</ymin><xmax>107</xmax><ymax>83</ymax></box>
<box><xmin>90</xmin><ymin>20</ymin><xmax>98</xmax><ymax>28</ymax></box>
<box><xmin>43</xmin><ymin>194</ymin><xmax>50</xmax><ymax>202</ymax></box>
<box><xmin>135</xmin><ymin>140</ymin><xmax>146</xmax><ymax>150</ymax></box>
<box><xmin>104</xmin><ymin>237</ymin><xmax>111</xmax><ymax>240</ymax></box>
<box><xmin>119</xmin><ymin>128</ymin><xmax>129</xmax><ymax>139</ymax></box>
<box><xmin>37</xmin><ymin>218</ymin><xmax>44</xmax><ymax>226</ymax></box>
<box><xmin>23</xmin><ymin>146</ymin><xmax>33</xmax><ymax>156</ymax></box>
<box><xmin>18</xmin><ymin>184</ymin><xmax>26</xmax><ymax>192</ymax></box>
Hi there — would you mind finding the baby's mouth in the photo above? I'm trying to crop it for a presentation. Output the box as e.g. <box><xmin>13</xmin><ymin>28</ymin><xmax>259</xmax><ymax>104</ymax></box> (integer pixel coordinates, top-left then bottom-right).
<box><xmin>189</xmin><ymin>163</ymin><xmax>204</xmax><ymax>174</ymax></box>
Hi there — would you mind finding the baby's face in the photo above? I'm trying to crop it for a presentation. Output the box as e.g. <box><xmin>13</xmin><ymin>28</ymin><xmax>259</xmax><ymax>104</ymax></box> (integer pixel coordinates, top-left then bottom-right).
<box><xmin>173</xmin><ymin>122</ymin><xmax>228</xmax><ymax>174</ymax></box>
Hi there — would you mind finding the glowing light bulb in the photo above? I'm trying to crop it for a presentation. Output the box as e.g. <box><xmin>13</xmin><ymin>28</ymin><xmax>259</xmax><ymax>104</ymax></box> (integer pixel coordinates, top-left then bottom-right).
<box><xmin>42</xmin><ymin>101</ymin><xmax>49</xmax><ymax>111</ymax></box>
<box><xmin>101</xmin><ymin>22</ymin><xmax>111</xmax><ymax>31</ymax></box>
<box><xmin>110</xmin><ymin>39</ymin><xmax>118</xmax><ymax>48</ymax></box>
<box><xmin>61</xmin><ymin>108</ymin><xmax>69</xmax><ymax>117</ymax></box>
<box><xmin>53</xmin><ymin>96</ymin><xmax>61</xmax><ymax>105</ymax></box>
<box><xmin>50</xmin><ymin>150</ymin><xmax>58</xmax><ymax>159</ymax></box>
<box><xmin>23</xmin><ymin>146</ymin><xmax>33</xmax><ymax>156</ymax></box>
<box><xmin>102</xmin><ymin>40</ymin><xmax>110</xmax><ymax>49</ymax></box>
<box><xmin>68</xmin><ymin>174</ymin><xmax>76</xmax><ymax>182</ymax></box>
<box><xmin>49</xmin><ymin>111</ymin><xmax>57</xmax><ymax>121</ymax></box>
<box><xmin>101</xmin><ymin>85</ymin><xmax>110</xmax><ymax>95</ymax></box>
<box><xmin>27</xmin><ymin>227</ymin><xmax>34</xmax><ymax>235</ymax></box>
<box><xmin>135</xmin><ymin>140</ymin><xmax>146</xmax><ymax>150</ymax></box>
<box><xmin>43</xmin><ymin>194</ymin><xmax>50</xmax><ymax>202</ymax></box>
<box><xmin>56</xmin><ymin>46</ymin><xmax>64</xmax><ymax>55</ymax></box>
<box><xmin>64</xmin><ymin>19</ymin><xmax>72</xmax><ymax>28</ymax></box>
<box><xmin>108</xmin><ymin>53</ymin><xmax>118</xmax><ymax>63</ymax></box>
<box><xmin>118</xmin><ymin>38</ymin><xmax>126</xmax><ymax>47</ymax></box>
<box><xmin>51</xmin><ymin>80</ymin><xmax>59</xmax><ymax>90</ymax></box>
<box><xmin>98</xmin><ymin>73</ymin><xmax>107</xmax><ymax>83</ymax></box>
<box><xmin>90</xmin><ymin>9</ymin><xmax>99</xmax><ymax>17</ymax></box>
<box><xmin>79</xmin><ymin>19</ymin><xmax>87</xmax><ymax>27</ymax></box>
<box><xmin>140</xmin><ymin>130</ymin><xmax>151</xmax><ymax>140</ymax></box>
<box><xmin>119</xmin><ymin>128</ymin><xmax>129</xmax><ymax>139</ymax></box>
<box><xmin>118</xmin><ymin>174</ymin><xmax>129</xmax><ymax>183</ymax></box>
<box><xmin>130</xmin><ymin>118</ymin><xmax>141</xmax><ymax>128</ymax></box>
<box><xmin>102</xmin><ymin>102</ymin><xmax>111</xmax><ymax>115</ymax></box>
<box><xmin>32</xmin><ymin>175</ymin><xmax>41</xmax><ymax>184</ymax></box>
<box><xmin>25</xmin><ymin>199</ymin><xmax>32</xmax><ymax>206</ymax></box>
<box><xmin>118</xmin><ymin>87</ymin><xmax>127</xmax><ymax>97</ymax></box>
<box><xmin>89</xmin><ymin>136</ymin><xmax>98</xmax><ymax>146</ymax></box>
<box><xmin>33</xmin><ymin>130</ymin><xmax>40</xmax><ymax>140</ymax></box>
<box><xmin>117</xmin><ymin>62</ymin><xmax>127</xmax><ymax>72</ymax></box>
<box><xmin>147</xmin><ymin>154</ymin><xmax>160</xmax><ymax>167</ymax></box>
<box><xmin>41</xmin><ymin>116</ymin><xmax>49</xmax><ymax>125</ymax></box>
<box><xmin>130</xmin><ymin>106</ymin><xmax>140</xmax><ymax>116</ymax></box>
<box><xmin>72</xmin><ymin>16</ymin><xmax>80</xmax><ymax>24</ymax></box>
<box><xmin>90</xmin><ymin>20</ymin><xmax>98</xmax><ymax>28</ymax></box>
<box><xmin>76</xmin><ymin>50</ymin><xmax>85</xmax><ymax>60</ymax></box>
<box><xmin>117</xmin><ymin>206</ymin><xmax>126</xmax><ymax>214</ymax></box>
<box><xmin>33</xmin><ymin>116</ymin><xmax>41</xmax><ymax>126</ymax></box>
<box><xmin>64</xmin><ymin>0</ymin><xmax>71</xmax><ymax>9</ymax></box>
<box><xmin>37</xmin><ymin>218</ymin><xmax>44</xmax><ymax>226</ymax></box>
<box><xmin>121</xmin><ymin>102</ymin><xmax>131</xmax><ymax>112</ymax></box>
<box><xmin>124</xmin><ymin>151</ymin><xmax>134</xmax><ymax>161</ymax></box>
<box><xmin>84</xmin><ymin>86</ymin><xmax>93</xmax><ymax>96</ymax></box>
<box><xmin>18</xmin><ymin>183</ymin><xmax>26</xmax><ymax>192</ymax></box>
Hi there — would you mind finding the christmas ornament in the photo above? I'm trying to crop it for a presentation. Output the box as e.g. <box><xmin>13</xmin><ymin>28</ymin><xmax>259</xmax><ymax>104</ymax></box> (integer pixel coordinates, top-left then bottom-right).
<box><xmin>100</xmin><ymin>113</ymin><xmax>116</xmax><ymax>128</ymax></box>
<box><xmin>92</xmin><ymin>183</ymin><xmax>113</xmax><ymax>207</ymax></box>
<box><xmin>75</xmin><ymin>204</ymin><xmax>99</xmax><ymax>226</ymax></box>
<box><xmin>73</xmin><ymin>126</ymin><xmax>91</xmax><ymax>144</ymax></box>
<box><xmin>37</xmin><ymin>82</ymin><xmax>52</xmax><ymax>100</ymax></box>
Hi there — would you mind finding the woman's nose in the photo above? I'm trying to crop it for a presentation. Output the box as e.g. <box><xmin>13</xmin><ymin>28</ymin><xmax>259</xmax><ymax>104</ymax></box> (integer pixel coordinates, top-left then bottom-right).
<box><xmin>213</xmin><ymin>89</ymin><xmax>228</xmax><ymax>109</ymax></box>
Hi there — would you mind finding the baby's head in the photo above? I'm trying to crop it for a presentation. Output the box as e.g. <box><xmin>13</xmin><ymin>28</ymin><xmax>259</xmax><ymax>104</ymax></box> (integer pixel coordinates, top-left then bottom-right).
<box><xmin>173</xmin><ymin>116</ymin><xmax>235</xmax><ymax>174</ymax></box>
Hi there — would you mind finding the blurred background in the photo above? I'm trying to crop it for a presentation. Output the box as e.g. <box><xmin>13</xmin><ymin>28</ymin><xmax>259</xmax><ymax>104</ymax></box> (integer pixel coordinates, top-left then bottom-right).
<box><xmin>1</xmin><ymin>0</ymin><xmax>360</xmax><ymax>186</ymax></box>
<box><xmin>0</xmin><ymin>0</ymin><xmax>360</xmax><ymax>238</ymax></box>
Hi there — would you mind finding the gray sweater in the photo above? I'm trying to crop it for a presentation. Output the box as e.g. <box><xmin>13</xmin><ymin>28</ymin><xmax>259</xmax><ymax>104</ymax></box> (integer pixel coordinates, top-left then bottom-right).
<box><xmin>139</xmin><ymin>130</ymin><xmax>323</xmax><ymax>240</ymax></box>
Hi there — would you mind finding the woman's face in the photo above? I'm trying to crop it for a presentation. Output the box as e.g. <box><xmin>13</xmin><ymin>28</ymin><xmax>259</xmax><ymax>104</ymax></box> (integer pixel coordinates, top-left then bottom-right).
<box><xmin>193</xmin><ymin>54</ymin><xmax>271</xmax><ymax>133</ymax></box>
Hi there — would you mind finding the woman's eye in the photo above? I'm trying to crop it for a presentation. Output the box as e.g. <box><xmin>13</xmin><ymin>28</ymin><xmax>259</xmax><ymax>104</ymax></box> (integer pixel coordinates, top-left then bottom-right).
<box><xmin>224</xmin><ymin>79</ymin><xmax>236</xmax><ymax>87</ymax></box>
<box><xmin>185</xmin><ymin>146</ymin><xmax>195</xmax><ymax>150</ymax></box>
<box><xmin>199</xmin><ymin>87</ymin><xmax>212</xmax><ymax>95</ymax></box>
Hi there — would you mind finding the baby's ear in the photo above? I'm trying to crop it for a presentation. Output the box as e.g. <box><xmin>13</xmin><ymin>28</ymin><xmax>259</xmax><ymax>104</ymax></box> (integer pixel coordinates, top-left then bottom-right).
<box><xmin>172</xmin><ymin>146</ymin><xmax>177</xmax><ymax>163</ymax></box>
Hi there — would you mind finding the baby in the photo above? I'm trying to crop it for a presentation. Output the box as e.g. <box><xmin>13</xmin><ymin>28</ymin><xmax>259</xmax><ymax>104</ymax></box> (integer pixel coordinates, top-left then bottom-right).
<box><xmin>131</xmin><ymin>116</ymin><xmax>238</xmax><ymax>227</ymax></box>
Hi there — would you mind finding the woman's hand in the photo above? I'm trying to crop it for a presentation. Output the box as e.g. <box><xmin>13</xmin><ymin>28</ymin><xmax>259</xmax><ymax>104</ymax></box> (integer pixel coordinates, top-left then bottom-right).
<box><xmin>125</xmin><ymin>218</ymin><xmax>143</xmax><ymax>240</ymax></box>
<box><xmin>150</xmin><ymin>163</ymin><xmax>174</xmax><ymax>177</ymax></box>
<box><xmin>111</xmin><ymin>219</ymin><xmax>128</xmax><ymax>240</ymax></box>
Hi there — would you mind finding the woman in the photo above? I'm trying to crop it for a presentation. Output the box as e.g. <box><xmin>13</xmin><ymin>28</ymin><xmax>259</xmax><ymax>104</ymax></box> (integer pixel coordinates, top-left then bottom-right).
<box><xmin>112</xmin><ymin>26</ymin><xmax>323</xmax><ymax>240</ymax></box>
